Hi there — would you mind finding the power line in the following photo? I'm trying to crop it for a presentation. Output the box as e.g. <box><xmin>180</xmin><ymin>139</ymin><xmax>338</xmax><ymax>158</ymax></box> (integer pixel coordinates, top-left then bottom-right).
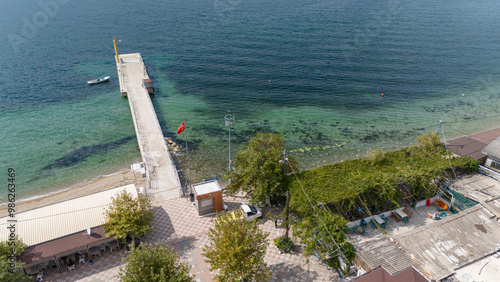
<box><xmin>286</xmin><ymin>159</ymin><xmax>350</xmax><ymax>263</ymax></box>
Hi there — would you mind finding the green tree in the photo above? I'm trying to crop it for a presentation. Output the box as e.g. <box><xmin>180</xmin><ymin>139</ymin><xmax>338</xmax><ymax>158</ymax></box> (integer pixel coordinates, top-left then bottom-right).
<box><xmin>366</xmin><ymin>148</ymin><xmax>385</xmax><ymax>164</ymax></box>
<box><xmin>226</xmin><ymin>132</ymin><xmax>297</xmax><ymax>205</ymax></box>
<box><xmin>0</xmin><ymin>237</ymin><xmax>31</xmax><ymax>282</ymax></box>
<box><xmin>416</xmin><ymin>131</ymin><xmax>441</xmax><ymax>152</ymax></box>
<box><xmin>292</xmin><ymin>209</ymin><xmax>355</xmax><ymax>273</ymax></box>
<box><xmin>103</xmin><ymin>190</ymin><xmax>153</xmax><ymax>244</ymax></box>
<box><xmin>118</xmin><ymin>242</ymin><xmax>193</xmax><ymax>282</ymax></box>
<box><xmin>202</xmin><ymin>211</ymin><xmax>270</xmax><ymax>282</ymax></box>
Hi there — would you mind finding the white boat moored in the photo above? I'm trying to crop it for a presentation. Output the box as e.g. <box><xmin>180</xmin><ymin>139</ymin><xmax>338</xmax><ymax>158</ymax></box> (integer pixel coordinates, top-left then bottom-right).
<box><xmin>87</xmin><ymin>76</ymin><xmax>110</xmax><ymax>85</ymax></box>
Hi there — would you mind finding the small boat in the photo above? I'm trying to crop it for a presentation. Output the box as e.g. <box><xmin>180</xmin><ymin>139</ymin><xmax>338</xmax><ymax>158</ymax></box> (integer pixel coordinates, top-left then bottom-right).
<box><xmin>435</xmin><ymin>199</ymin><xmax>449</xmax><ymax>211</ymax></box>
<box><xmin>87</xmin><ymin>76</ymin><xmax>110</xmax><ymax>85</ymax></box>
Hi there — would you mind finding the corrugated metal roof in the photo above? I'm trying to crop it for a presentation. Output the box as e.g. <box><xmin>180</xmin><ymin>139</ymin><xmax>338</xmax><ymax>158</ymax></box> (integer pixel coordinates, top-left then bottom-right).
<box><xmin>393</xmin><ymin>205</ymin><xmax>500</xmax><ymax>280</ymax></box>
<box><xmin>482</xmin><ymin>137</ymin><xmax>500</xmax><ymax>160</ymax></box>
<box><xmin>0</xmin><ymin>184</ymin><xmax>137</xmax><ymax>246</ymax></box>
<box><xmin>483</xmin><ymin>199</ymin><xmax>500</xmax><ymax>219</ymax></box>
<box><xmin>452</xmin><ymin>173</ymin><xmax>500</xmax><ymax>217</ymax></box>
<box><xmin>193</xmin><ymin>180</ymin><xmax>221</xmax><ymax>196</ymax></box>
<box><xmin>355</xmin><ymin>235</ymin><xmax>416</xmax><ymax>275</ymax></box>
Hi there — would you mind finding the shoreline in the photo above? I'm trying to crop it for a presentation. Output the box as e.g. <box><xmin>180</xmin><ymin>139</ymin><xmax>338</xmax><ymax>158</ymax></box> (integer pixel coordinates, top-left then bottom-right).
<box><xmin>2</xmin><ymin>125</ymin><xmax>499</xmax><ymax>219</ymax></box>
<box><xmin>0</xmin><ymin>169</ymin><xmax>147</xmax><ymax>218</ymax></box>
<box><xmin>0</xmin><ymin>168</ymin><xmax>131</xmax><ymax>207</ymax></box>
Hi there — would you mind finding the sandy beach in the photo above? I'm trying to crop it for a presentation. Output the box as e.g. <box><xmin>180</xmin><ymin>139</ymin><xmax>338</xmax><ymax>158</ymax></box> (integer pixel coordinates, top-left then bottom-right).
<box><xmin>0</xmin><ymin>170</ymin><xmax>147</xmax><ymax>218</ymax></box>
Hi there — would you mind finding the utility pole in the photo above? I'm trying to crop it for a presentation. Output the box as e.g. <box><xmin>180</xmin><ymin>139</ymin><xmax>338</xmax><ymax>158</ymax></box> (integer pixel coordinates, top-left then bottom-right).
<box><xmin>282</xmin><ymin>146</ymin><xmax>290</xmax><ymax>239</ymax></box>
<box><xmin>285</xmin><ymin>190</ymin><xmax>290</xmax><ymax>239</ymax></box>
<box><xmin>282</xmin><ymin>147</ymin><xmax>286</xmax><ymax>178</ymax></box>
<box><xmin>225</xmin><ymin>111</ymin><xmax>234</xmax><ymax>183</ymax></box>
<box><xmin>437</xmin><ymin>117</ymin><xmax>443</xmax><ymax>135</ymax></box>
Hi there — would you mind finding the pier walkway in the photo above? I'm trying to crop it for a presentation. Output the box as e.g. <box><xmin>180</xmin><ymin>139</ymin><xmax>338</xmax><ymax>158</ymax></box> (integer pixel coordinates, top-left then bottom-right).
<box><xmin>116</xmin><ymin>52</ymin><xmax>182</xmax><ymax>202</ymax></box>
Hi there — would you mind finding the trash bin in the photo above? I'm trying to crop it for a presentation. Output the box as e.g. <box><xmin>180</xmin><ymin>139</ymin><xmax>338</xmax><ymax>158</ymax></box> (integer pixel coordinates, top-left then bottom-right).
<box><xmin>189</xmin><ymin>193</ymin><xmax>195</xmax><ymax>202</ymax></box>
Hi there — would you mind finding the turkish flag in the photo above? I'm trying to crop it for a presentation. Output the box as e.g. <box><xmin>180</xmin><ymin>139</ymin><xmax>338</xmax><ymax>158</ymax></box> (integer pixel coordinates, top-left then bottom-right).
<box><xmin>177</xmin><ymin>121</ymin><xmax>185</xmax><ymax>134</ymax></box>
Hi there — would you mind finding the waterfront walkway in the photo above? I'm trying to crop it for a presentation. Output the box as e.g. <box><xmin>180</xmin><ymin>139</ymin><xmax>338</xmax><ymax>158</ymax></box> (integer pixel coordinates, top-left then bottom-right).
<box><xmin>116</xmin><ymin>53</ymin><xmax>181</xmax><ymax>202</ymax></box>
<box><xmin>42</xmin><ymin>196</ymin><xmax>336</xmax><ymax>281</ymax></box>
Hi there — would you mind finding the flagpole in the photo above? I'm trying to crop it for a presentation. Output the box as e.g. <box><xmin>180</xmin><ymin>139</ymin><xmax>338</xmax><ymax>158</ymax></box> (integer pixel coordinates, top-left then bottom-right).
<box><xmin>185</xmin><ymin>121</ymin><xmax>191</xmax><ymax>188</ymax></box>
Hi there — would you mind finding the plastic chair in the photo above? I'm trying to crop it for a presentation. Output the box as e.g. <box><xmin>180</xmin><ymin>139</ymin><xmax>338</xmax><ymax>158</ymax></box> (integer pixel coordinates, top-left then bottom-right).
<box><xmin>79</xmin><ymin>255</ymin><xmax>86</xmax><ymax>265</ymax></box>
<box><xmin>38</xmin><ymin>261</ymin><xmax>48</xmax><ymax>271</ymax></box>
<box><xmin>381</xmin><ymin>221</ymin><xmax>387</xmax><ymax>229</ymax></box>
<box><xmin>36</xmin><ymin>270</ymin><xmax>43</xmax><ymax>282</ymax></box>
<box><xmin>350</xmin><ymin>226</ymin><xmax>359</xmax><ymax>233</ymax></box>
<box><xmin>380</xmin><ymin>214</ymin><xmax>388</xmax><ymax>222</ymax></box>
<box><xmin>357</xmin><ymin>226</ymin><xmax>366</xmax><ymax>235</ymax></box>
<box><xmin>68</xmin><ymin>264</ymin><xmax>76</xmax><ymax>272</ymax></box>
<box><xmin>110</xmin><ymin>243</ymin><xmax>119</xmax><ymax>252</ymax></box>
<box><xmin>370</xmin><ymin>218</ymin><xmax>377</xmax><ymax>229</ymax></box>
<box><xmin>360</xmin><ymin>218</ymin><xmax>367</xmax><ymax>227</ymax></box>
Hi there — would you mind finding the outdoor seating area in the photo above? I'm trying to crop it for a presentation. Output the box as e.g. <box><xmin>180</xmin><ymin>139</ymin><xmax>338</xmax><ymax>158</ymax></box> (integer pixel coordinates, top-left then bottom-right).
<box><xmin>391</xmin><ymin>208</ymin><xmax>409</xmax><ymax>223</ymax></box>
<box><xmin>370</xmin><ymin>214</ymin><xmax>387</xmax><ymax>229</ymax></box>
<box><xmin>348</xmin><ymin>199</ymin><xmax>460</xmax><ymax>250</ymax></box>
<box><xmin>26</xmin><ymin>240</ymin><xmax>123</xmax><ymax>281</ymax></box>
<box><xmin>23</xmin><ymin>236</ymin><xmax>122</xmax><ymax>281</ymax></box>
<box><xmin>357</xmin><ymin>226</ymin><xmax>367</xmax><ymax>235</ymax></box>
<box><xmin>349</xmin><ymin>213</ymin><xmax>391</xmax><ymax>235</ymax></box>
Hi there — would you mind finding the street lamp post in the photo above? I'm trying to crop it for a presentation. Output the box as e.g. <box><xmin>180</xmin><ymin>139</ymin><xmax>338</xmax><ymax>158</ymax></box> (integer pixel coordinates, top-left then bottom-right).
<box><xmin>225</xmin><ymin>112</ymin><xmax>234</xmax><ymax>181</ymax></box>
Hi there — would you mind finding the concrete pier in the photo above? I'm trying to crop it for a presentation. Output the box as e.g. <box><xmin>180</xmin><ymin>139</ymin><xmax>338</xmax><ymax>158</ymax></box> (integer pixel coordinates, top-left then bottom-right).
<box><xmin>116</xmin><ymin>52</ymin><xmax>182</xmax><ymax>202</ymax></box>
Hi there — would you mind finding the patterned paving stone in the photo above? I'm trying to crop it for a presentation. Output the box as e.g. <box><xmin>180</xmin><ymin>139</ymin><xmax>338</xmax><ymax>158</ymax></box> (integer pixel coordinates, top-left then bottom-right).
<box><xmin>41</xmin><ymin>195</ymin><xmax>336</xmax><ymax>281</ymax></box>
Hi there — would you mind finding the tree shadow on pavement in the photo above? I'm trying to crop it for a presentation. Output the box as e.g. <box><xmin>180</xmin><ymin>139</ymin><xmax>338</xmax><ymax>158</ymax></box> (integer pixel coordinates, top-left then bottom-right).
<box><xmin>142</xmin><ymin>206</ymin><xmax>175</xmax><ymax>243</ymax></box>
<box><xmin>270</xmin><ymin>262</ymin><xmax>321</xmax><ymax>281</ymax></box>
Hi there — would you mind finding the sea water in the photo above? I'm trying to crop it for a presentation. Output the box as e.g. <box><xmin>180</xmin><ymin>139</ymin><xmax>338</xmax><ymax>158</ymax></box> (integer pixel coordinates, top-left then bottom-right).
<box><xmin>1</xmin><ymin>0</ymin><xmax>500</xmax><ymax>202</ymax></box>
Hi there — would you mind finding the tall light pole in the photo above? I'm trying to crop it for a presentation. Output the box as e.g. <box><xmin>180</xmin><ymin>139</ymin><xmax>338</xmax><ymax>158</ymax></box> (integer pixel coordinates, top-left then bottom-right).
<box><xmin>225</xmin><ymin>111</ymin><xmax>234</xmax><ymax>182</ymax></box>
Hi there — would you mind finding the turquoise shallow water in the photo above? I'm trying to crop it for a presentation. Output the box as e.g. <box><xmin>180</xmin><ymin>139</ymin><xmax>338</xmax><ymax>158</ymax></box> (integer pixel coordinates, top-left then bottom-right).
<box><xmin>1</xmin><ymin>0</ymin><xmax>500</xmax><ymax>202</ymax></box>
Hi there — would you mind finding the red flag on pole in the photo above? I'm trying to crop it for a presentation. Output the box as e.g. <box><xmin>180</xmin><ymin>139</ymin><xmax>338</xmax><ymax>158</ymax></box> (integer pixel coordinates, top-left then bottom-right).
<box><xmin>177</xmin><ymin>121</ymin><xmax>185</xmax><ymax>134</ymax></box>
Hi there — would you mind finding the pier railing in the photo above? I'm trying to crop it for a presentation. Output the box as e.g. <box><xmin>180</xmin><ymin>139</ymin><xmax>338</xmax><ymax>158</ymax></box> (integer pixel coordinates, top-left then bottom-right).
<box><xmin>126</xmin><ymin>82</ymin><xmax>182</xmax><ymax>196</ymax></box>
<box><xmin>118</xmin><ymin>53</ymin><xmax>183</xmax><ymax>200</ymax></box>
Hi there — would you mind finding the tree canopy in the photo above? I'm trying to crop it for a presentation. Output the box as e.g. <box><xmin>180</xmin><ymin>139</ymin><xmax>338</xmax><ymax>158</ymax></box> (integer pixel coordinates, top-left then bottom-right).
<box><xmin>202</xmin><ymin>211</ymin><xmax>270</xmax><ymax>282</ymax></box>
<box><xmin>288</xmin><ymin>132</ymin><xmax>478</xmax><ymax>221</ymax></box>
<box><xmin>226</xmin><ymin>132</ymin><xmax>297</xmax><ymax>205</ymax></box>
<box><xmin>286</xmin><ymin>132</ymin><xmax>477</xmax><ymax>272</ymax></box>
<box><xmin>118</xmin><ymin>242</ymin><xmax>193</xmax><ymax>282</ymax></box>
<box><xmin>103</xmin><ymin>190</ymin><xmax>154</xmax><ymax>243</ymax></box>
<box><xmin>292</xmin><ymin>208</ymin><xmax>355</xmax><ymax>272</ymax></box>
<box><xmin>0</xmin><ymin>237</ymin><xmax>31</xmax><ymax>282</ymax></box>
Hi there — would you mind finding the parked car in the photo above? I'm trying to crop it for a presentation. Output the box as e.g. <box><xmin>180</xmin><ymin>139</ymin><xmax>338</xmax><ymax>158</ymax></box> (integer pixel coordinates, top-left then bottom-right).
<box><xmin>240</xmin><ymin>204</ymin><xmax>262</xmax><ymax>222</ymax></box>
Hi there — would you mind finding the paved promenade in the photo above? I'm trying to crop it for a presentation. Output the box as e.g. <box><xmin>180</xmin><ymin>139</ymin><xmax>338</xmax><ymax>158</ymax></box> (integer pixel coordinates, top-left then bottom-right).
<box><xmin>47</xmin><ymin>196</ymin><xmax>337</xmax><ymax>281</ymax></box>
<box><xmin>117</xmin><ymin>53</ymin><xmax>181</xmax><ymax>202</ymax></box>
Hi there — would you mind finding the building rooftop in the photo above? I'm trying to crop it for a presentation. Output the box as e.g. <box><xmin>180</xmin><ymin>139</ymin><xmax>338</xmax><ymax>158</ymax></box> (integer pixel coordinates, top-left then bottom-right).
<box><xmin>443</xmin><ymin>127</ymin><xmax>500</xmax><ymax>161</ymax></box>
<box><xmin>192</xmin><ymin>180</ymin><xmax>221</xmax><ymax>196</ymax></box>
<box><xmin>353</xmin><ymin>265</ymin><xmax>430</xmax><ymax>282</ymax></box>
<box><xmin>354</xmin><ymin>235</ymin><xmax>417</xmax><ymax>275</ymax></box>
<box><xmin>393</xmin><ymin>205</ymin><xmax>500</xmax><ymax>280</ymax></box>
<box><xmin>21</xmin><ymin>225</ymin><xmax>109</xmax><ymax>265</ymax></box>
<box><xmin>453</xmin><ymin>252</ymin><xmax>500</xmax><ymax>282</ymax></box>
<box><xmin>482</xmin><ymin>137</ymin><xmax>500</xmax><ymax>161</ymax></box>
<box><xmin>444</xmin><ymin>136</ymin><xmax>488</xmax><ymax>161</ymax></box>
<box><xmin>0</xmin><ymin>184</ymin><xmax>137</xmax><ymax>246</ymax></box>
<box><xmin>452</xmin><ymin>173</ymin><xmax>500</xmax><ymax>217</ymax></box>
